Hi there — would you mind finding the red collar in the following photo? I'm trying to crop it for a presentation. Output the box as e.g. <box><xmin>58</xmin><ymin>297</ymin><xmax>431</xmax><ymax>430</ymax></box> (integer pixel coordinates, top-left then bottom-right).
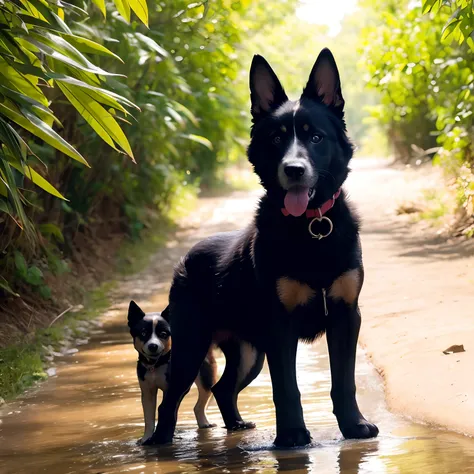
<box><xmin>281</xmin><ymin>188</ymin><xmax>342</xmax><ymax>218</ymax></box>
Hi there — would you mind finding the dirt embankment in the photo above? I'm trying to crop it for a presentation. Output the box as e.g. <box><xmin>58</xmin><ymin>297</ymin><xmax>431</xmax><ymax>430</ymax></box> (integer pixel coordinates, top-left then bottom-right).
<box><xmin>348</xmin><ymin>159</ymin><xmax>474</xmax><ymax>436</ymax></box>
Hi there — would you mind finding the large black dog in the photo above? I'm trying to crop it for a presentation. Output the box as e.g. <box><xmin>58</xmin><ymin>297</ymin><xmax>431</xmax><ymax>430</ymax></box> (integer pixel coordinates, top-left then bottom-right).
<box><xmin>145</xmin><ymin>48</ymin><xmax>379</xmax><ymax>448</ymax></box>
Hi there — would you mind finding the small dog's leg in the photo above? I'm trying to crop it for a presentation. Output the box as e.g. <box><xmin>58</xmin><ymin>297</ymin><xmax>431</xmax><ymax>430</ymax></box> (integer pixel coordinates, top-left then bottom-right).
<box><xmin>326</xmin><ymin>302</ymin><xmax>379</xmax><ymax>439</ymax></box>
<box><xmin>194</xmin><ymin>351</ymin><xmax>217</xmax><ymax>428</ymax></box>
<box><xmin>139</xmin><ymin>381</ymin><xmax>158</xmax><ymax>444</ymax></box>
<box><xmin>194</xmin><ymin>378</ymin><xmax>215</xmax><ymax>429</ymax></box>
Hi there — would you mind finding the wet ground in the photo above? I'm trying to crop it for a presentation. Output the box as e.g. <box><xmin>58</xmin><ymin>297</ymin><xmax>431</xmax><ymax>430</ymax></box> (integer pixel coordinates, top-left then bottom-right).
<box><xmin>2</xmin><ymin>159</ymin><xmax>474</xmax><ymax>473</ymax></box>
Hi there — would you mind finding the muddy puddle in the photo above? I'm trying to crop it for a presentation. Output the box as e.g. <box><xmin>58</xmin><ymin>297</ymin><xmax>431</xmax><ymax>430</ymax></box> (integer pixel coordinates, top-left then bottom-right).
<box><xmin>2</xmin><ymin>166</ymin><xmax>474</xmax><ymax>474</ymax></box>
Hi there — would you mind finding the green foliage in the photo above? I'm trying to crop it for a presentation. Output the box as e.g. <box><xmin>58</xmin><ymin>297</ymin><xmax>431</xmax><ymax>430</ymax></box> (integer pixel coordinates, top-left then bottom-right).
<box><xmin>422</xmin><ymin>0</ymin><xmax>474</xmax><ymax>47</ymax></box>
<box><xmin>0</xmin><ymin>0</ymin><xmax>142</xmax><ymax>236</ymax></box>
<box><xmin>0</xmin><ymin>0</ymin><xmax>296</xmax><ymax>300</ymax></box>
<box><xmin>360</xmin><ymin>0</ymin><xmax>474</xmax><ymax>214</ymax></box>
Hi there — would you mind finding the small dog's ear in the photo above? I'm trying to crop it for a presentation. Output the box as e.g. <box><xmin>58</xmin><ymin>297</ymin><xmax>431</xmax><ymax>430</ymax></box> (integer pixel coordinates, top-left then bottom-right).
<box><xmin>301</xmin><ymin>48</ymin><xmax>345</xmax><ymax>119</ymax></box>
<box><xmin>249</xmin><ymin>55</ymin><xmax>288</xmax><ymax>123</ymax></box>
<box><xmin>160</xmin><ymin>306</ymin><xmax>170</xmax><ymax>322</ymax></box>
<box><xmin>128</xmin><ymin>300</ymin><xmax>145</xmax><ymax>328</ymax></box>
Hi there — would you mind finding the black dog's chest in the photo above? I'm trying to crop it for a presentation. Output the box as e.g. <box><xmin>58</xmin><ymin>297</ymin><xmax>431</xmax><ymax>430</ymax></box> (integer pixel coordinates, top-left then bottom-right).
<box><xmin>256</xmin><ymin>233</ymin><xmax>350</xmax><ymax>290</ymax></box>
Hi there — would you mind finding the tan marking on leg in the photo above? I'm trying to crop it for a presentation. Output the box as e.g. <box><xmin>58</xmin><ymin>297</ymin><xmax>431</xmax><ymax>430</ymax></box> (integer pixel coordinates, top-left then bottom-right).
<box><xmin>329</xmin><ymin>269</ymin><xmax>361</xmax><ymax>305</ymax></box>
<box><xmin>277</xmin><ymin>277</ymin><xmax>316</xmax><ymax>312</ymax></box>
<box><xmin>194</xmin><ymin>376</ymin><xmax>214</xmax><ymax>428</ymax></box>
<box><xmin>238</xmin><ymin>342</ymin><xmax>257</xmax><ymax>383</ymax></box>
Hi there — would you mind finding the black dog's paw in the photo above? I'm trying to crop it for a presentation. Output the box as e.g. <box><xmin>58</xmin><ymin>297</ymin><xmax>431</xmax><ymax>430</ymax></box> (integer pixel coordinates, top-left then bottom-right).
<box><xmin>274</xmin><ymin>427</ymin><xmax>312</xmax><ymax>448</ymax></box>
<box><xmin>340</xmin><ymin>419</ymin><xmax>379</xmax><ymax>439</ymax></box>
<box><xmin>199</xmin><ymin>423</ymin><xmax>217</xmax><ymax>429</ymax></box>
<box><xmin>227</xmin><ymin>420</ymin><xmax>256</xmax><ymax>431</ymax></box>
<box><xmin>141</xmin><ymin>432</ymin><xmax>173</xmax><ymax>446</ymax></box>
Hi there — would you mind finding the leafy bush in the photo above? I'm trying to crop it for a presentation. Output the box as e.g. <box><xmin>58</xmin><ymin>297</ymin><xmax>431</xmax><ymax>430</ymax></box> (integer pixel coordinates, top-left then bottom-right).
<box><xmin>360</xmin><ymin>0</ymin><xmax>474</xmax><ymax>215</ymax></box>
<box><xmin>0</xmin><ymin>1</ymin><xmax>295</xmax><ymax>300</ymax></box>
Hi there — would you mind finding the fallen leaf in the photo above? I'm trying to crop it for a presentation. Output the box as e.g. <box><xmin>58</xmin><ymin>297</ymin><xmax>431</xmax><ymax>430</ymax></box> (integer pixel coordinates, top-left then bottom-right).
<box><xmin>443</xmin><ymin>344</ymin><xmax>465</xmax><ymax>355</ymax></box>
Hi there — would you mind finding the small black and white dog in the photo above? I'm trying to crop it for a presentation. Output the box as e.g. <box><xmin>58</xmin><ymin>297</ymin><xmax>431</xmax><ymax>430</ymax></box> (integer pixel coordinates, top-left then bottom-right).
<box><xmin>128</xmin><ymin>300</ymin><xmax>217</xmax><ymax>443</ymax></box>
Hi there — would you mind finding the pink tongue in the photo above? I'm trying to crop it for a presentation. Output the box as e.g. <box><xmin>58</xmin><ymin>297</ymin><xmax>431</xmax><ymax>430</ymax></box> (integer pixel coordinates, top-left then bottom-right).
<box><xmin>284</xmin><ymin>187</ymin><xmax>309</xmax><ymax>217</ymax></box>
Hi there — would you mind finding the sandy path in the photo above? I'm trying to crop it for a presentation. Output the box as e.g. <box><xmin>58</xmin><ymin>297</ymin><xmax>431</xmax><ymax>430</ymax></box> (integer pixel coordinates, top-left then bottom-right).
<box><xmin>348</xmin><ymin>159</ymin><xmax>474</xmax><ymax>436</ymax></box>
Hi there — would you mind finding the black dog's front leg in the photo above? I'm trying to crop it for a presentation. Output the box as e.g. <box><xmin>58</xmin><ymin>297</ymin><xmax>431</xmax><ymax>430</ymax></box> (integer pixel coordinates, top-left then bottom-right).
<box><xmin>266</xmin><ymin>316</ymin><xmax>312</xmax><ymax>448</ymax></box>
<box><xmin>326</xmin><ymin>302</ymin><xmax>379</xmax><ymax>439</ymax></box>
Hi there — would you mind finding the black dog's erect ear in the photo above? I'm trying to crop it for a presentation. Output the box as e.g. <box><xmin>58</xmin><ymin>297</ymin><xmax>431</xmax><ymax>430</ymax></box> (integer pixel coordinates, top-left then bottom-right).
<box><xmin>128</xmin><ymin>300</ymin><xmax>145</xmax><ymax>328</ymax></box>
<box><xmin>301</xmin><ymin>48</ymin><xmax>345</xmax><ymax>119</ymax></box>
<box><xmin>249</xmin><ymin>55</ymin><xmax>288</xmax><ymax>122</ymax></box>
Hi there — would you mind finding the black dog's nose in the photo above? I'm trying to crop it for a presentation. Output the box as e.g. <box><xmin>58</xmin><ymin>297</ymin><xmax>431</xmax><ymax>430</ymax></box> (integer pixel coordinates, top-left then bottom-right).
<box><xmin>148</xmin><ymin>343</ymin><xmax>158</xmax><ymax>353</ymax></box>
<box><xmin>284</xmin><ymin>165</ymin><xmax>305</xmax><ymax>179</ymax></box>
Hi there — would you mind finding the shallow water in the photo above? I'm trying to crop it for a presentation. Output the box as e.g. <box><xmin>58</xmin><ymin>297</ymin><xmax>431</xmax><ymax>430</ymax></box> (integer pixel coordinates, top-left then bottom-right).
<box><xmin>2</xmin><ymin>172</ymin><xmax>474</xmax><ymax>473</ymax></box>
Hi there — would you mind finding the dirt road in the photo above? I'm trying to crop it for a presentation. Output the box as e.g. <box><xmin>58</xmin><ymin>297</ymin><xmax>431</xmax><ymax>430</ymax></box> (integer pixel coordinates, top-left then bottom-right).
<box><xmin>350</xmin><ymin>159</ymin><xmax>474</xmax><ymax>436</ymax></box>
<box><xmin>1</xmin><ymin>158</ymin><xmax>474</xmax><ymax>474</ymax></box>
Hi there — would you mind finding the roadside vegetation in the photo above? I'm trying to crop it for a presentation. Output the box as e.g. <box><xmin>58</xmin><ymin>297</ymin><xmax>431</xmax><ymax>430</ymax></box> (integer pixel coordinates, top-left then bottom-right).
<box><xmin>360</xmin><ymin>0</ymin><xmax>474</xmax><ymax>231</ymax></box>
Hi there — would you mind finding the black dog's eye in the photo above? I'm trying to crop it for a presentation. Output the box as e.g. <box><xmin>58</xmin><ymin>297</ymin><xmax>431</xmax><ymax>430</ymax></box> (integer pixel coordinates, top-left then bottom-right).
<box><xmin>141</xmin><ymin>330</ymin><xmax>147</xmax><ymax>337</ymax></box>
<box><xmin>272</xmin><ymin>135</ymin><xmax>281</xmax><ymax>145</ymax></box>
<box><xmin>159</xmin><ymin>332</ymin><xmax>169</xmax><ymax>339</ymax></box>
<box><xmin>311</xmin><ymin>134</ymin><xmax>323</xmax><ymax>144</ymax></box>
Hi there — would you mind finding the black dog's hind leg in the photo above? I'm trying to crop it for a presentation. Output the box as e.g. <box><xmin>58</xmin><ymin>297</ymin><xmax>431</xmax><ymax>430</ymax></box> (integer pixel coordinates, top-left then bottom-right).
<box><xmin>145</xmin><ymin>302</ymin><xmax>212</xmax><ymax>445</ymax></box>
<box><xmin>212</xmin><ymin>339</ymin><xmax>264</xmax><ymax>430</ymax></box>
<box><xmin>326</xmin><ymin>301</ymin><xmax>379</xmax><ymax>439</ymax></box>
<box><xmin>266</xmin><ymin>315</ymin><xmax>312</xmax><ymax>448</ymax></box>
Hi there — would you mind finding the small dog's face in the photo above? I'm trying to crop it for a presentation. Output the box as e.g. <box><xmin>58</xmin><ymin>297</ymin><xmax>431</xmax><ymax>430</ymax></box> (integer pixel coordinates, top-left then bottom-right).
<box><xmin>128</xmin><ymin>301</ymin><xmax>171</xmax><ymax>359</ymax></box>
<box><xmin>247</xmin><ymin>48</ymin><xmax>353</xmax><ymax>216</ymax></box>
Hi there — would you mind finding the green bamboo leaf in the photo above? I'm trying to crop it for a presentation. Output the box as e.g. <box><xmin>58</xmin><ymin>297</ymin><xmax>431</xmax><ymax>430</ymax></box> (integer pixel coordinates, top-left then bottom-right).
<box><xmin>17</xmin><ymin>13</ymin><xmax>66</xmax><ymax>32</ymax></box>
<box><xmin>20</xmin><ymin>31</ymin><xmax>123</xmax><ymax>77</ymax></box>
<box><xmin>0</xmin><ymin>84</ymin><xmax>59</xmax><ymax>126</ymax></box>
<box><xmin>55</xmin><ymin>1</ymin><xmax>88</xmax><ymax>17</ymax></box>
<box><xmin>0</xmin><ymin>156</ymin><xmax>32</xmax><ymax>235</ymax></box>
<box><xmin>180</xmin><ymin>133</ymin><xmax>213</xmax><ymax>150</ymax></box>
<box><xmin>0</xmin><ymin>58</ymin><xmax>49</xmax><ymax>106</ymax></box>
<box><xmin>91</xmin><ymin>0</ymin><xmax>106</xmax><ymax>17</ymax></box>
<box><xmin>467</xmin><ymin>36</ymin><xmax>474</xmax><ymax>52</ymax></box>
<box><xmin>51</xmin><ymin>72</ymin><xmax>139</xmax><ymax>112</ymax></box>
<box><xmin>8</xmin><ymin>160</ymin><xmax>67</xmax><ymax>200</ymax></box>
<box><xmin>135</xmin><ymin>33</ymin><xmax>169</xmax><ymax>57</ymax></box>
<box><xmin>0</xmin><ymin>101</ymin><xmax>89</xmax><ymax>166</ymax></box>
<box><xmin>60</xmin><ymin>34</ymin><xmax>123</xmax><ymax>62</ymax></box>
<box><xmin>2</xmin><ymin>59</ymin><xmax>49</xmax><ymax>82</ymax></box>
<box><xmin>0</xmin><ymin>31</ymin><xmax>31</xmax><ymax>64</ymax></box>
<box><xmin>441</xmin><ymin>19</ymin><xmax>461</xmax><ymax>41</ymax></box>
<box><xmin>422</xmin><ymin>0</ymin><xmax>437</xmax><ymax>14</ymax></box>
<box><xmin>170</xmin><ymin>100</ymin><xmax>199</xmax><ymax>127</ymax></box>
<box><xmin>113</xmin><ymin>0</ymin><xmax>131</xmax><ymax>22</ymax></box>
<box><xmin>21</xmin><ymin>0</ymin><xmax>72</xmax><ymax>33</ymax></box>
<box><xmin>129</xmin><ymin>0</ymin><xmax>148</xmax><ymax>26</ymax></box>
<box><xmin>0</xmin><ymin>117</ymin><xmax>27</xmax><ymax>161</ymax></box>
<box><xmin>0</xmin><ymin>275</ymin><xmax>19</xmax><ymax>297</ymax></box>
<box><xmin>57</xmin><ymin>82</ymin><xmax>135</xmax><ymax>160</ymax></box>
<box><xmin>0</xmin><ymin>180</ymin><xmax>8</xmax><ymax>197</ymax></box>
